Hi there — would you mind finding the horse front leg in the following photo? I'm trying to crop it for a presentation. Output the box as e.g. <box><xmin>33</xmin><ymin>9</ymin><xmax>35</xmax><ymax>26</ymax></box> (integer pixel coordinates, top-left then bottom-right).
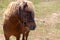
<box><xmin>22</xmin><ymin>31</ymin><xmax>29</xmax><ymax>40</ymax></box>
<box><xmin>22</xmin><ymin>34</ymin><xmax>25</xmax><ymax>40</ymax></box>
<box><xmin>5</xmin><ymin>36</ymin><xmax>9</xmax><ymax>40</ymax></box>
<box><xmin>26</xmin><ymin>31</ymin><xmax>29</xmax><ymax>40</ymax></box>
<box><xmin>4</xmin><ymin>33</ymin><xmax>10</xmax><ymax>40</ymax></box>
<box><xmin>16</xmin><ymin>34</ymin><xmax>20</xmax><ymax>40</ymax></box>
<box><xmin>22</xmin><ymin>29</ymin><xmax>30</xmax><ymax>40</ymax></box>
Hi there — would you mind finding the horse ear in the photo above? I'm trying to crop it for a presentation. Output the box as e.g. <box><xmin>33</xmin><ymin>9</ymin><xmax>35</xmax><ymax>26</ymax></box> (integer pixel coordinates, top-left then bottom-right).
<box><xmin>23</xmin><ymin>2</ymin><xmax>27</xmax><ymax>9</ymax></box>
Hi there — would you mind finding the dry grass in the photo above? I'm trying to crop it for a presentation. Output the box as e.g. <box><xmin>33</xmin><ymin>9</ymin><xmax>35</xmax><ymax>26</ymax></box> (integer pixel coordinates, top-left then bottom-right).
<box><xmin>0</xmin><ymin>0</ymin><xmax>60</xmax><ymax>40</ymax></box>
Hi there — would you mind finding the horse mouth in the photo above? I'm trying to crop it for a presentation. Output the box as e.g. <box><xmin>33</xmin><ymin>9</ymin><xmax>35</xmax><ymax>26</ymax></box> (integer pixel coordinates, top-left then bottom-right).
<box><xmin>29</xmin><ymin>25</ymin><xmax>36</xmax><ymax>30</ymax></box>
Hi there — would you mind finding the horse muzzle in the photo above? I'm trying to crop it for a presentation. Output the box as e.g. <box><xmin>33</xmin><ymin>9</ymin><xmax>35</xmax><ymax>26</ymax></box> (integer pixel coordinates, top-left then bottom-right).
<box><xmin>29</xmin><ymin>24</ymin><xmax>36</xmax><ymax>30</ymax></box>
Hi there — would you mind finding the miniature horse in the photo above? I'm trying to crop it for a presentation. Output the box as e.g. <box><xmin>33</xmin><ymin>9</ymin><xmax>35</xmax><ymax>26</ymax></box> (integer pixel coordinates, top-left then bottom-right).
<box><xmin>3</xmin><ymin>1</ymin><xmax>36</xmax><ymax>40</ymax></box>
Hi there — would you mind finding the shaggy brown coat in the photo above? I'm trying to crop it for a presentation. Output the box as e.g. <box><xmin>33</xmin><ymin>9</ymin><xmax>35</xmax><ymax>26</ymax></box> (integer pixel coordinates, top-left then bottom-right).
<box><xmin>3</xmin><ymin>0</ymin><xmax>36</xmax><ymax>40</ymax></box>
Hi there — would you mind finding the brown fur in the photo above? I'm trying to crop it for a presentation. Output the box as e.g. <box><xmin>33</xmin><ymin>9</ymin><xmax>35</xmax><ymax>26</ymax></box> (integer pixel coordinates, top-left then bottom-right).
<box><xmin>3</xmin><ymin>0</ymin><xmax>36</xmax><ymax>40</ymax></box>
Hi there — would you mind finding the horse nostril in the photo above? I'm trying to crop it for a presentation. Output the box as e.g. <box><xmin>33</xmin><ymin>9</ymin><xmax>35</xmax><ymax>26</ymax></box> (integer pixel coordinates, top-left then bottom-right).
<box><xmin>29</xmin><ymin>25</ymin><xmax>36</xmax><ymax>30</ymax></box>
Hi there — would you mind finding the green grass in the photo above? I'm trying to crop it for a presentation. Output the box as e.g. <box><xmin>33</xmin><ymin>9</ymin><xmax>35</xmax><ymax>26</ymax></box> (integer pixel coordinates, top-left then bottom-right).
<box><xmin>56</xmin><ymin>23</ymin><xmax>60</xmax><ymax>30</ymax></box>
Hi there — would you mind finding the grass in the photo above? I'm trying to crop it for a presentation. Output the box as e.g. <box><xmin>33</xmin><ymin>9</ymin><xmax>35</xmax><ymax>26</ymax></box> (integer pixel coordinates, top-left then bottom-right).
<box><xmin>56</xmin><ymin>23</ymin><xmax>60</xmax><ymax>30</ymax></box>
<box><xmin>0</xmin><ymin>0</ymin><xmax>60</xmax><ymax>40</ymax></box>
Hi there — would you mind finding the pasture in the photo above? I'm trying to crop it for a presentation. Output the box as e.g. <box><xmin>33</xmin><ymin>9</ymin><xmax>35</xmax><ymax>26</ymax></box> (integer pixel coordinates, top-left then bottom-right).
<box><xmin>0</xmin><ymin>0</ymin><xmax>60</xmax><ymax>40</ymax></box>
